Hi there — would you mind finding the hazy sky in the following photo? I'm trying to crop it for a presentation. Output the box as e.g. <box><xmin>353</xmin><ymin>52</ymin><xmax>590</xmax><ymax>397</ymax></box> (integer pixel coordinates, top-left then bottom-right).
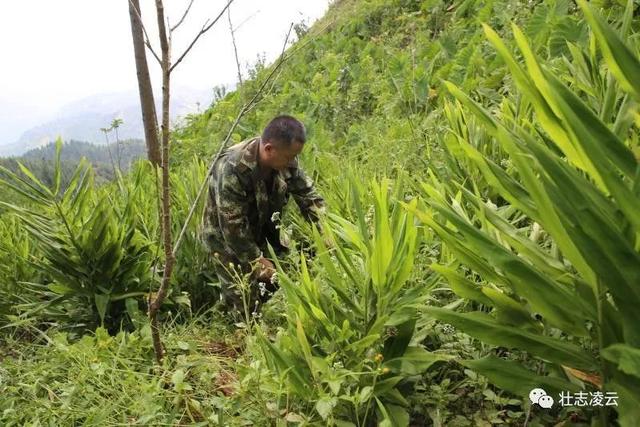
<box><xmin>0</xmin><ymin>0</ymin><xmax>330</xmax><ymax>110</ymax></box>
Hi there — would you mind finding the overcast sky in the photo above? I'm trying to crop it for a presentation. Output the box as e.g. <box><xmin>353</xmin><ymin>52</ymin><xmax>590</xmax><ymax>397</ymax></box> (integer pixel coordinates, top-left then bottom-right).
<box><xmin>0</xmin><ymin>0</ymin><xmax>330</xmax><ymax>145</ymax></box>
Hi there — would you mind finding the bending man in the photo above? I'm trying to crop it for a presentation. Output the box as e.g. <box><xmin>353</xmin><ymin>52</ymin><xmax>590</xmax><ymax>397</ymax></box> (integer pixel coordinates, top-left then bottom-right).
<box><xmin>202</xmin><ymin>115</ymin><xmax>325</xmax><ymax>316</ymax></box>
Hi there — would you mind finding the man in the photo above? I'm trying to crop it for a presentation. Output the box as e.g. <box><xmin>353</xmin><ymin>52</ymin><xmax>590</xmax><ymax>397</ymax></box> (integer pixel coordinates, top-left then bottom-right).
<box><xmin>202</xmin><ymin>115</ymin><xmax>325</xmax><ymax>316</ymax></box>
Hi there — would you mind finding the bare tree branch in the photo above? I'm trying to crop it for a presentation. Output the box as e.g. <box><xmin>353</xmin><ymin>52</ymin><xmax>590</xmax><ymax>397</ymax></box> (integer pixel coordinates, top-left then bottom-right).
<box><xmin>227</xmin><ymin>5</ymin><xmax>243</xmax><ymax>85</ymax></box>
<box><xmin>233</xmin><ymin>10</ymin><xmax>259</xmax><ymax>32</ymax></box>
<box><xmin>170</xmin><ymin>0</ymin><xmax>235</xmax><ymax>73</ymax></box>
<box><xmin>127</xmin><ymin>0</ymin><xmax>162</xmax><ymax>65</ymax></box>
<box><xmin>170</xmin><ymin>0</ymin><xmax>195</xmax><ymax>33</ymax></box>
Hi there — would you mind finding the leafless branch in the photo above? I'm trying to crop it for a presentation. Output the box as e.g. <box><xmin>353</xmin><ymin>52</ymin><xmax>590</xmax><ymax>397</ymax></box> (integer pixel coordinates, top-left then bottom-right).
<box><xmin>128</xmin><ymin>0</ymin><xmax>162</xmax><ymax>65</ymax></box>
<box><xmin>233</xmin><ymin>10</ymin><xmax>259</xmax><ymax>32</ymax></box>
<box><xmin>170</xmin><ymin>0</ymin><xmax>235</xmax><ymax>73</ymax></box>
<box><xmin>170</xmin><ymin>0</ymin><xmax>195</xmax><ymax>32</ymax></box>
<box><xmin>227</xmin><ymin>5</ymin><xmax>243</xmax><ymax>85</ymax></box>
<box><xmin>172</xmin><ymin>24</ymin><xmax>296</xmax><ymax>258</ymax></box>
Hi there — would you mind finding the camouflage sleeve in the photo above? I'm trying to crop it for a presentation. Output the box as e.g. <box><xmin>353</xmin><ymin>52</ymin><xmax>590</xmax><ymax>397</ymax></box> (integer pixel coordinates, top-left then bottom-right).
<box><xmin>215</xmin><ymin>164</ymin><xmax>262</xmax><ymax>265</ymax></box>
<box><xmin>288</xmin><ymin>166</ymin><xmax>326</xmax><ymax>223</ymax></box>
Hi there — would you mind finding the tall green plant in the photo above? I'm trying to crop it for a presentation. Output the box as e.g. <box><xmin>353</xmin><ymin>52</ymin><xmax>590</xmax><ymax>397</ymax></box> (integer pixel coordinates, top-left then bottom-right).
<box><xmin>258</xmin><ymin>177</ymin><xmax>449</xmax><ymax>425</ymax></box>
<box><xmin>411</xmin><ymin>1</ymin><xmax>640</xmax><ymax>424</ymax></box>
<box><xmin>0</xmin><ymin>140</ymin><xmax>154</xmax><ymax>330</ymax></box>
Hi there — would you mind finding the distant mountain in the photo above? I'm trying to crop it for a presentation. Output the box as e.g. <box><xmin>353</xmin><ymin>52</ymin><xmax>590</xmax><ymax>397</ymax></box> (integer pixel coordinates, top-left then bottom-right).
<box><xmin>0</xmin><ymin>87</ymin><xmax>216</xmax><ymax>157</ymax></box>
<box><xmin>0</xmin><ymin>98</ymin><xmax>54</xmax><ymax>149</ymax></box>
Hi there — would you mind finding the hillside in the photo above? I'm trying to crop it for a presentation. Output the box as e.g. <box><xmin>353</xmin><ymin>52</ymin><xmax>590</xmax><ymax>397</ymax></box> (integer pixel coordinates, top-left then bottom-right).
<box><xmin>0</xmin><ymin>0</ymin><xmax>638</xmax><ymax>425</ymax></box>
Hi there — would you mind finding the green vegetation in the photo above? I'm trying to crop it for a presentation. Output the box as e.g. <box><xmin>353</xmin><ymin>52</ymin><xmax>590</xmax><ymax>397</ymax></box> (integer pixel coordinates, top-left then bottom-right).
<box><xmin>1</xmin><ymin>0</ymin><xmax>638</xmax><ymax>425</ymax></box>
<box><xmin>0</xmin><ymin>138</ymin><xmax>146</xmax><ymax>195</ymax></box>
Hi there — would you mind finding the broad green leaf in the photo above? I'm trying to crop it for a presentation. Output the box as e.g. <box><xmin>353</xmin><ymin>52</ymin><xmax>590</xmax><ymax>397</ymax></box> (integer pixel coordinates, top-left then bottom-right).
<box><xmin>383</xmin><ymin>317</ymin><xmax>416</xmax><ymax>360</ymax></box>
<box><xmin>347</xmin><ymin>333</ymin><xmax>381</xmax><ymax>353</ymax></box>
<box><xmin>481</xmin><ymin>287</ymin><xmax>543</xmax><ymax>332</ymax></box>
<box><xmin>462</xmin><ymin>355</ymin><xmax>580</xmax><ymax>398</ymax></box>
<box><xmin>94</xmin><ymin>293</ymin><xmax>110</xmax><ymax>324</ymax></box>
<box><xmin>602</xmin><ymin>344</ymin><xmax>640</xmax><ymax>380</ymax></box>
<box><xmin>384</xmin><ymin>346</ymin><xmax>451</xmax><ymax>375</ymax></box>
<box><xmin>425</xmin><ymin>308</ymin><xmax>597</xmax><ymax>371</ymax></box>
<box><xmin>48</xmin><ymin>282</ymin><xmax>74</xmax><ymax>295</ymax></box>
<box><xmin>385</xmin><ymin>404</ymin><xmax>410</xmax><ymax>427</ymax></box>
<box><xmin>315</xmin><ymin>396</ymin><xmax>337</xmax><ymax>420</ymax></box>
<box><xmin>429</xmin><ymin>199</ymin><xmax>591</xmax><ymax>335</ymax></box>
<box><xmin>430</xmin><ymin>265</ymin><xmax>493</xmax><ymax>306</ymax></box>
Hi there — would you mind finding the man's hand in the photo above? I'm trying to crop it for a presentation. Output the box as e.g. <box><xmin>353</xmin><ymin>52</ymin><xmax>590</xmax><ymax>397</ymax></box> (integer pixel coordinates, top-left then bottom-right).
<box><xmin>255</xmin><ymin>256</ymin><xmax>276</xmax><ymax>283</ymax></box>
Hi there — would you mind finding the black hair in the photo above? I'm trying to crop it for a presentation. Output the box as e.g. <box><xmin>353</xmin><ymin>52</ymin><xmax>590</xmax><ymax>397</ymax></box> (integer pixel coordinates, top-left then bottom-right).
<box><xmin>261</xmin><ymin>115</ymin><xmax>306</xmax><ymax>146</ymax></box>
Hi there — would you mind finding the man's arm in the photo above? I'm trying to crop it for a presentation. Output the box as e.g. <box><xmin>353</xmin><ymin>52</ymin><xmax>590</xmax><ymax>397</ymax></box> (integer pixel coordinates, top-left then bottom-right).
<box><xmin>288</xmin><ymin>166</ymin><xmax>325</xmax><ymax>223</ymax></box>
<box><xmin>214</xmin><ymin>164</ymin><xmax>262</xmax><ymax>265</ymax></box>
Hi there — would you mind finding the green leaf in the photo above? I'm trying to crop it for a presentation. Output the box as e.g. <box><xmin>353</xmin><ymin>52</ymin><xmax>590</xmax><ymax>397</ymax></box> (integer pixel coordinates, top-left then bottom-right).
<box><xmin>359</xmin><ymin>386</ymin><xmax>373</xmax><ymax>403</ymax></box>
<box><xmin>431</xmin><ymin>265</ymin><xmax>493</xmax><ymax>306</ymax></box>
<box><xmin>17</xmin><ymin>161</ymin><xmax>54</xmax><ymax>197</ymax></box>
<box><xmin>462</xmin><ymin>355</ymin><xmax>580</xmax><ymax>398</ymax></box>
<box><xmin>370</xmin><ymin>179</ymin><xmax>393</xmax><ymax>290</ymax></box>
<box><xmin>384</xmin><ymin>346</ymin><xmax>451</xmax><ymax>375</ymax></box>
<box><xmin>383</xmin><ymin>317</ymin><xmax>416</xmax><ymax>360</ymax></box>
<box><xmin>385</xmin><ymin>404</ymin><xmax>410</xmax><ymax>427</ymax></box>
<box><xmin>315</xmin><ymin>396</ymin><xmax>337</xmax><ymax>420</ymax></box>
<box><xmin>94</xmin><ymin>293</ymin><xmax>109</xmax><ymax>324</ymax></box>
<box><xmin>429</xmin><ymin>198</ymin><xmax>591</xmax><ymax>335</ymax></box>
<box><xmin>48</xmin><ymin>282</ymin><xmax>74</xmax><ymax>295</ymax></box>
<box><xmin>481</xmin><ymin>287</ymin><xmax>542</xmax><ymax>332</ymax></box>
<box><xmin>602</xmin><ymin>344</ymin><xmax>640</xmax><ymax>380</ymax></box>
<box><xmin>425</xmin><ymin>308</ymin><xmax>597</xmax><ymax>371</ymax></box>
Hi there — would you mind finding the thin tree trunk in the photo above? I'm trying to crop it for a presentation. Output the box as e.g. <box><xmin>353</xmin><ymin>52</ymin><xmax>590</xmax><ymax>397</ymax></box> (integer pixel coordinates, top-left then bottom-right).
<box><xmin>128</xmin><ymin>0</ymin><xmax>161</xmax><ymax>166</ymax></box>
<box><xmin>149</xmin><ymin>0</ymin><xmax>173</xmax><ymax>365</ymax></box>
<box><xmin>135</xmin><ymin>0</ymin><xmax>237</xmax><ymax>365</ymax></box>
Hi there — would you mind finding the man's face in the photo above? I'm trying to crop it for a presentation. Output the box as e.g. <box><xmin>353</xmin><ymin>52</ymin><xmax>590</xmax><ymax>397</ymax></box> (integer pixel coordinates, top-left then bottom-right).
<box><xmin>264</xmin><ymin>139</ymin><xmax>304</xmax><ymax>171</ymax></box>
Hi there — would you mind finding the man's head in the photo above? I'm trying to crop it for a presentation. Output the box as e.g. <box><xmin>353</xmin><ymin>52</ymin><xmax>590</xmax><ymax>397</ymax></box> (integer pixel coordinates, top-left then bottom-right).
<box><xmin>259</xmin><ymin>115</ymin><xmax>306</xmax><ymax>171</ymax></box>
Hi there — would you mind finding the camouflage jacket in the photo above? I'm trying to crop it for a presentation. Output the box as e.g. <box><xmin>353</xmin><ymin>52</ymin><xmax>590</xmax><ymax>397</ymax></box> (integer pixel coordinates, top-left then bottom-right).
<box><xmin>203</xmin><ymin>137</ymin><xmax>325</xmax><ymax>265</ymax></box>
